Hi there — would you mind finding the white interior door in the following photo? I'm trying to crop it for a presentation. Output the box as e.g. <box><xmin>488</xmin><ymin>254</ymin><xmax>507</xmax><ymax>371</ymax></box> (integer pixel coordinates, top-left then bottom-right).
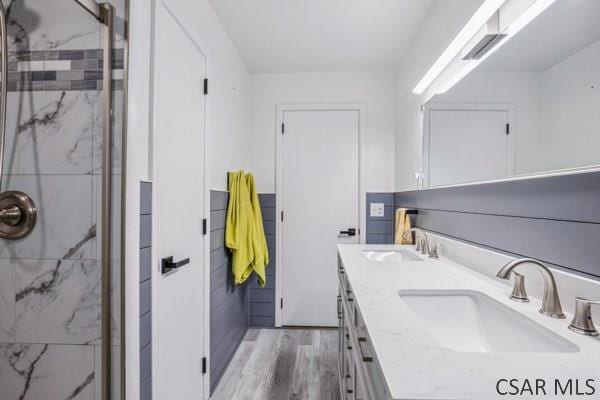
<box><xmin>154</xmin><ymin>4</ymin><xmax>206</xmax><ymax>399</ymax></box>
<box><xmin>281</xmin><ymin>109</ymin><xmax>360</xmax><ymax>327</ymax></box>
<box><xmin>428</xmin><ymin>109</ymin><xmax>512</xmax><ymax>186</ymax></box>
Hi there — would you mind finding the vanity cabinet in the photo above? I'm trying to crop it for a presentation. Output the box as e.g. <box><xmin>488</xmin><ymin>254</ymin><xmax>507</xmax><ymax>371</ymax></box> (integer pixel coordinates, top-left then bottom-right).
<box><xmin>338</xmin><ymin>258</ymin><xmax>391</xmax><ymax>400</ymax></box>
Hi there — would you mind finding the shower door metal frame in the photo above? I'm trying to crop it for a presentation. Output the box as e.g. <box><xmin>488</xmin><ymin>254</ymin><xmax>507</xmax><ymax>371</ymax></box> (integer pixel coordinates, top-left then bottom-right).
<box><xmin>100</xmin><ymin>5</ymin><xmax>114</xmax><ymax>400</ymax></box>
<box><xmin>75</xmin><ymin>2</ymin><xmax>118</xmax><ymax>399</ymax></box>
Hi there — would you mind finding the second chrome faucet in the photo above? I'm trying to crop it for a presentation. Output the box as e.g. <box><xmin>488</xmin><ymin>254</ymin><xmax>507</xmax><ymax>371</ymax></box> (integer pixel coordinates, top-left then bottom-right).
<box><xmin>496</xmin><ymin>258</ymin><xmax>566</xmax><ymax>319</ymax></box>
<box><xmin>402</xmin><ymin>227</ymin><xmax>438</xmax><ymax>258</ymax></box>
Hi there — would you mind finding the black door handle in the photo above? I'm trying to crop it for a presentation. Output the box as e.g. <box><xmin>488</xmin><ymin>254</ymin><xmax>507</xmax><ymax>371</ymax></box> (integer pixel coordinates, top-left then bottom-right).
<box><xmin>161</xmin><ymin>256</ymin><xmax>190</xmax><ymax>274</ymax></box>
<box><xmin>339</xmin><ymin>228</ymin><xmax>356</xmax><ymax>237</ymax></box>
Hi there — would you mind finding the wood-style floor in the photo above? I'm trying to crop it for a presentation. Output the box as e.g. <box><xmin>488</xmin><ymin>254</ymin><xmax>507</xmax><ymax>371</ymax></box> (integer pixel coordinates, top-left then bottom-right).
<box><xmin>211</xmin><ymin>328</ymin><xmax>340</xmax><ymax>400</ymax></box>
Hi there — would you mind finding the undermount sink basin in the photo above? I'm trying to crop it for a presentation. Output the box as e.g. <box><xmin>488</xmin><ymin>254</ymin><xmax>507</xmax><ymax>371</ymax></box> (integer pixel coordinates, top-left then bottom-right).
<box><xmin>398</xmin><ymin>290</ymin><xmax>579</xmax><ymax>353</ymax></box>
<box><xmin>363</xmin><ymin>249</ymin><xmax>423</xmax><ymax>262</ymax></box>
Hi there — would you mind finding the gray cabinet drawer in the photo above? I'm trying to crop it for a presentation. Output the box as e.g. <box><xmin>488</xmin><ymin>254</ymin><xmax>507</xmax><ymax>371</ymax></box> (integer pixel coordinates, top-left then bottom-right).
<box><xmin>338</xmin><ymin>255</ymin><xmax>391</xmax><ymax>400</ymax></box>
<box><xmin>353</xmin><ymin>307</ymin><xmax>391</xmax><ymax>400</ymax></box>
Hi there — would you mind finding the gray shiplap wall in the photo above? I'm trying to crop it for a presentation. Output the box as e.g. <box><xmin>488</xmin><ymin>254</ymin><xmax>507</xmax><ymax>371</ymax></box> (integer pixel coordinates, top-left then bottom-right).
<box><xmin>394</xmin><ymin>171</ymin><xmax>600</xmax><ymax>279</ymax></box>
<box><xmin>139</xmin><ymin>182</ymin><xmax>152</xmax><ymax>400</ymax></box>
<box><xmin>365</xmin><ymin>193</ymin><xmax>395</xmax><ymax>244</ymax></box>
<box><xmin>248</xmin><ymin>194</ymin><xmax>276</xmax><ymax>327</ymax></box>
<box><xmin>209</xmin><ymin>191</ymin><xmax>277</xmax><ymax>393</ymax></box>
<box><xmin>210</xmin><ymin>191</ymin><xmax>248</xmax><ymax>393</ymax></box>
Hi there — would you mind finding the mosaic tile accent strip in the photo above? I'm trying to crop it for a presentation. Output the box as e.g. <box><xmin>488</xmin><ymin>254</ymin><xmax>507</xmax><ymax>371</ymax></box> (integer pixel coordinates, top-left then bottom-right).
<box><xmin>5</xmin><ymin>49</ymin><xmax>125</xmax><ymax>92</ymax></box>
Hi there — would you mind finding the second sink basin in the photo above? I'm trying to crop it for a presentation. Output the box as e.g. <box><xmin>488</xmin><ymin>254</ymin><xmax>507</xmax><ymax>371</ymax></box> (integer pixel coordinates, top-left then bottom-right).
<box><xmin>398</xmin><ymin>289</ymin><xmax>579</xmax><ymax>353</ymax></box>
<box><xmin>363</xmin><ymin>249</ymin><xmax>423</xmax><ymax>262</ymax></box>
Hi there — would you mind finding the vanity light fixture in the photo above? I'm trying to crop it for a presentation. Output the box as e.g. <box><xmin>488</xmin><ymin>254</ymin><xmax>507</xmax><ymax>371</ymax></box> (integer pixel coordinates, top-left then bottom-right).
<box><xmin>414</xmin><ymin>0</ymin><xmax>556</xmax><ymax>96</ymax></box>
<box><xmin>412</xmin><ymin>0</ymin><xmax>507</xmax><ymax>95</ymax></box>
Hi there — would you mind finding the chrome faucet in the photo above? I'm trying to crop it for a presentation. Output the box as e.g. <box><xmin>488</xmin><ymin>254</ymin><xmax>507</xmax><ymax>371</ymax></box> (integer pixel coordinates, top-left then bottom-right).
<box><xmin>496</xmin><ymin>258</ymin><xmax>565</xmax><ymax>319</ymax></box>
<box><xmin>568</xmin><ymin>298</ymin><xmax>600</xmax><ymax>336</ymax></box>
<box><xmin>402</xmin><ymin>228</ymin><xmax>429</xmax><ymax>255</ymax></box>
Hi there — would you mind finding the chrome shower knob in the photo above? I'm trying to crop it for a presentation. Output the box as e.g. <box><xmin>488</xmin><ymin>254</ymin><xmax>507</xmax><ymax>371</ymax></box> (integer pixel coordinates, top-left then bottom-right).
<box><xmin>0</xmin><ymin>191</ymin><xmax>37</xmax><ymax>240</ymax></box>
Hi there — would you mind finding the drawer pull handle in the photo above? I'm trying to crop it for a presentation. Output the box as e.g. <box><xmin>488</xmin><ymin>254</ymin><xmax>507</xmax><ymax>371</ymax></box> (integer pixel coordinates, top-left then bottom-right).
<box><xmin>358</xmin><ymin>337</ymin><xmax>374</xmax><ymax>362</ymax></box>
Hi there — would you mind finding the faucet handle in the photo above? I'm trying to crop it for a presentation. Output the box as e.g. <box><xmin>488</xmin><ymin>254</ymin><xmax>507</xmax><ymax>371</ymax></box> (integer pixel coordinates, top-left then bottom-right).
<box><xmin>419</xmin><ymin>238</ymin><xmax>428</xmax><ymax>255</ymax></box>
<box><xmin>509</xmin><ymin>272</ymin><xmax>529</xmax><ymax>302</ymax></box>
<box><xmin>568</xmin><ymin>297</ymin><xmax>600</xmax><ymax>336</ymax></box>
<box><xmin>428</xmin><ymin>243</ymin><xmax>439</xmax><ymax>259</ymax></box>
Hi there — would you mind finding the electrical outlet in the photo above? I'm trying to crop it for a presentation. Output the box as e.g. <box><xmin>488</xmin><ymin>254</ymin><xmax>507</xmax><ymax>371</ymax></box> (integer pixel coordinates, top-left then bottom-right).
<box><xmin>370</xmin><ymin>203</ymin><xmax>385</xmax><ymax>217</ymax></box>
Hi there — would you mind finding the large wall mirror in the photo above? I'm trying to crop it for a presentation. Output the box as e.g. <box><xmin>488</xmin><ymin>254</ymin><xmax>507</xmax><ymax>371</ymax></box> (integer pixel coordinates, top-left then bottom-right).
<box><xmin>422</xmin><ymin>0</ymin><xmax>600</xmax><ymax>188</ymax></box>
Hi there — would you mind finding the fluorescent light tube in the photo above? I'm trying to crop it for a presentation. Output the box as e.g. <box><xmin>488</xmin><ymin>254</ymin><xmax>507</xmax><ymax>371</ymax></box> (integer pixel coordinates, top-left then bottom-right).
<box><xmin>435</xmin><ymin>0</ymin><xmax>556</xmax><ymax>94</ymax></box>
<box><xmin>504</xmin><ymin>0</ymin><xmax>556</xmax><ymax>36</ymax></box>
<box><xmin>412</xmin><ymin>0</ymin><xmax>508</xmax><ymax>95</ymax></box>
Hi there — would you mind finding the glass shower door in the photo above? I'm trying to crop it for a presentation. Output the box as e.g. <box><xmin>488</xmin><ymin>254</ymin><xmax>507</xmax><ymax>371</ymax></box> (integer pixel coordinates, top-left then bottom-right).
<box><xmin>0</xmin><ymin>1</ymin><xmax>127</xmax><ymax>399</ymax></box>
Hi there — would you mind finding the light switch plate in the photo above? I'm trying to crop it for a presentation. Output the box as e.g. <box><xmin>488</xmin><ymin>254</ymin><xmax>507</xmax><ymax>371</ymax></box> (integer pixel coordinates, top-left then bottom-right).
<box><xmin>370</xmin><ymin>203</ymin><xmax>385</xmax><ymax>217</ymax></box>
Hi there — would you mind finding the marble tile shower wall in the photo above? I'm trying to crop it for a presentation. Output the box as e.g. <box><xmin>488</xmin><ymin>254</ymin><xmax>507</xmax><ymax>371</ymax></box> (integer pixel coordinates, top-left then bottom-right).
<box><xmin>0</xmin><ymin>1</ymin><xmax>126</xmax><ymax>399</ymax></box>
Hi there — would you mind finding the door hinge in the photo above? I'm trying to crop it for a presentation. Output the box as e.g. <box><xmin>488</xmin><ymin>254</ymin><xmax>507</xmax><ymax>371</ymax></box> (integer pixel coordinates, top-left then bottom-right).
<box><xmin>202</xmin><ymin>357</ymin><xmax>207</xmax><ymax>374</ymax></box>
<box><xmin>203</xmin><ymin>78</ymin><xmax>208</xmax><ymax>95</ymax></box>
<box><xmin>281</xmin><ymin>123</ymin><xmax>285</xmax><ymax>134</ymax></box>
<box><xmin>280</xmin><ymin>298</ymin><xmax>283</xmax><ymax>309</ymax></box>
<box><xmin>505</xmin><ymin>123</ymin><xmax>510</xmax><ymax>135</ymax></box>
<box><xmin>280</xmin><ymin>211</ymin><xmax>284</xmax><ymax>222</ymax></box>
<box><xmin>202</xmin><ymin>218</ymin><xmax>207</xmax><ymax>235</ymax></box>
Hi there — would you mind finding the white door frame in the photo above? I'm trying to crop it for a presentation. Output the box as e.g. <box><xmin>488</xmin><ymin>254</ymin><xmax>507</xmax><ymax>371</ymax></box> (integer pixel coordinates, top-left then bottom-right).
<box><xmin>275</xmin><ymin>103</ymin><xmax>366</xmax><ymax>327</ymax></box>
<box><xmin>422</xmin><ymin>102</ymin><xmax>516</xmax><ymax>188</ymax></box>
<box><xmin>151</xmin><ymin>2</ymin><xmax>211</xmax><ymax>399</ymax></box>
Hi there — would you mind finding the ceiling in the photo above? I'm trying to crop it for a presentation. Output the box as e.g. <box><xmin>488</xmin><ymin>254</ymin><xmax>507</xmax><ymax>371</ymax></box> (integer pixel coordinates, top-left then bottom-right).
<box><xmin>481</xmin><ymin>0</ymin><xmax>600</xmax><ymax>72</ymax></box>
<box><xmin>209</xmin><ymin>0</ymin><xmax>435</xmax><ymax>73</ymax></box>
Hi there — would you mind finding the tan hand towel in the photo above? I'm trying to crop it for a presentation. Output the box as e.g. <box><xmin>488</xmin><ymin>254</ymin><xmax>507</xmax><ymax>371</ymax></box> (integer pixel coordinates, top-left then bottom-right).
<box><xmin>394</xmin><ymin>208</ymin><xmax>413</xmax><ymax>244</ymax></box>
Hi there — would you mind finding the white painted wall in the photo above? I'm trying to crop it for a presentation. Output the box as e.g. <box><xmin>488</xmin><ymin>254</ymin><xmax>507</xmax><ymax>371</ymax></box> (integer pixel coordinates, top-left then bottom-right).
<box><xmin>125</xmin><ymin>1</ymin><xmax>153</xmax><ymax>399</ymax></box>
<box><xmin>539</xmin><ymin>39</ymin><xmax>600</xmax><ymax>172</ymax></box>
<box><xmin>158</xmin><ymin>0</ymin><xmax>250</xmax><ymax>191</ymax></box>
<box><xmin>248</xmin><ymin>72</ymin><xmax>397</xmax><ymax>193</ymax></box>
<box><xmin>125</xmin><ymin>0</ymin><xmax>250</xmax><ymax>399</ymax></box>
<box><xmin>395</xmin><ymin>0</ymin><xmax>483</xmax><ymax>191</ymax></box>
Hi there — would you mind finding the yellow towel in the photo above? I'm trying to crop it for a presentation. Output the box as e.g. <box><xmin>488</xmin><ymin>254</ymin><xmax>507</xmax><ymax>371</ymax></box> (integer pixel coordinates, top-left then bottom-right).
<box><xmin>246</xmin><ymin>173</ymin><xmax>269</xmax><ymax>287</ymax></box>
<box><xmin>225</xmin><ymin>171</ymin><xmax>269</xmax><ymax>286</ymax></box>
<box><xmin>394</xmin><ymin>208</ymin><xmax>413</xmax><ymax>244</ymax></box>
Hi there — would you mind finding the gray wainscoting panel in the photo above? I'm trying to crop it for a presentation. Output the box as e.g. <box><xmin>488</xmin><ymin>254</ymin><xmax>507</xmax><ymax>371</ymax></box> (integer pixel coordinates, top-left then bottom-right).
<box><xmin>395</xmin><ymin>171</ymin><xmax>600</xmax><ymax>279</ymax></box>
<box><xmin>139</xmin><ymin>182</ymin><xmax>152</xmax><ymax>400</ymax></box>
<box><xmin>248</xmin><ymin>194</ymin><xmax>276</xmax><ymax>327</ymax></box>
<box><xmin>210</xmin><ymin>191</ymin><xmax>249</xmax><ymax>394</ymax></box>
<box><xmin>395</xmin><ymin>170</ymin><xmax>600</xmax><ymax>223</ymax></box>
<box><xmin>365</xmin><ymin>193</ymin><xmax>395</xmax><ymax>244</ymax></box>
<box><xmin>209</xmin><ymin>191</ymin><xmax>277</xmax><ymax>393</ymax></box>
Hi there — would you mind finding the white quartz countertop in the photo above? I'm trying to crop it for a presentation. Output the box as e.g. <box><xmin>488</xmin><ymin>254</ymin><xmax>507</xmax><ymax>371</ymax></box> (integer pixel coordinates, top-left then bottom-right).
<box><xmin>337</xmin><ymin>244</ymin><xmax>600</xmax><ymax>400</ymax></box>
